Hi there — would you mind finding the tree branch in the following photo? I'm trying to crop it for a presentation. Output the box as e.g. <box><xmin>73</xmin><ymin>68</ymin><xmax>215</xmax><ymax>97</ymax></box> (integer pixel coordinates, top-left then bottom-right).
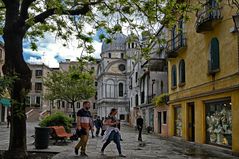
<box><xmin>32</xmin><ymin>0</ymin><xmax>103</xmax><ymax>24</ymax></box>
<box><xmin>20</xmin><ymin>0</ymin><xmax>36</xmax><ymax>21</ymax></box>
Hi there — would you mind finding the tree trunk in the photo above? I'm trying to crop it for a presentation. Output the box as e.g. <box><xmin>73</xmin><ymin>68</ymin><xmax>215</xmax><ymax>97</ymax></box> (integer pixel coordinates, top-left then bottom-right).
<box><xmin>2</xmin><ymin>3</ymin><xmax>31</xmax><ymax>158</ymax></box>
<box><xmin>72</xmin><ymin>102</ymin><xmax>76</xmax><ymax>122</ymax></box>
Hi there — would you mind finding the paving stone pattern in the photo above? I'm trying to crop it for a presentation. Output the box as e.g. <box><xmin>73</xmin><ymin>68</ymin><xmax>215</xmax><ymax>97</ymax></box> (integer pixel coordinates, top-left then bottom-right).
<box><xmin>0</xmin><ymin>123</ymin><xmax>238</xmax><ymax>159</ymax></box>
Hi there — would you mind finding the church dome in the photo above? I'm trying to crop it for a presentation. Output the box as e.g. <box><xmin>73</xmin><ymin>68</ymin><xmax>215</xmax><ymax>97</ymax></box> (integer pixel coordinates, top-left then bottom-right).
<box><xmin>102</xmin><ymin>32</ymin><xmax>127</xmax><ymax>53</ymax></box>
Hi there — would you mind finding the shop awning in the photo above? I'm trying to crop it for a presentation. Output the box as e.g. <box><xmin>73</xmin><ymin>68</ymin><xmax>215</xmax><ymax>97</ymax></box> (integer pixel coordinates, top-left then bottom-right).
<box><xmin>0</xmin><ymin>98</ymin><xmax>11</xmax><ymax>107</ymax></box>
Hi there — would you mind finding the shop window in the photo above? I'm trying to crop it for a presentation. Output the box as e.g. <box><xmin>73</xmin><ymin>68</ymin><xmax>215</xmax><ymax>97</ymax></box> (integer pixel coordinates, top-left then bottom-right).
<box><xmin>179</xmin><ymin>59</ymin><xmax>185</xmax><ymax>85</ymax></box>
<box><xmin>171</xmin><ymin>65</ymin><xmax>177</xmax><ymax>88</ymax></box>
<box><xmin>209</xmin><ymin>37</ymin><xmax>220</xmax><ymax>74</ymax></box>
<box><xmin>174</xmin><ymin>106</ymin><xmax>182</xmax><ymax>137</ymax></box>
<box><xmin>205</xmin><ymin>100</ymin><xmax>232</xmax><ymax>147</ymax></box>
<box><xmin>163</xmin><ymin>111</ymin><xmax>167</xmax><ymax>124</ymax></box>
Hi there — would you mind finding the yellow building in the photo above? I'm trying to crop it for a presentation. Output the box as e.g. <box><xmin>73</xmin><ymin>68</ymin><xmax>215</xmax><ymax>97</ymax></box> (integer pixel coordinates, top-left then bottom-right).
<box><xmin>166</xmin><ymin>0</ymin><xmax>239</xmax><ymax>154</ymax></box>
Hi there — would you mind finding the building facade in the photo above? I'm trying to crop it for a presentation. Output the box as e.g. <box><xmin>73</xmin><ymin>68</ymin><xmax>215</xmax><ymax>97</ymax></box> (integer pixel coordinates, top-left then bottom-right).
<box><xmin>134</xmin><ymin>30</ymin><xmax>168</xmax><ymax>132</ymax></box>
<box><xmin>166</xmin><ymin>0</ymin><xmax>239</xmax><ymax>154</ymax></box>
<box><xmin>96</xmin><ymin>31</ymin><xmax>168</xmax><ymax>126</ymax></box>
<box><xmin>27</xmin><ymin>63</ymin><xmax>52</xmax><ymax>111</ymax></box>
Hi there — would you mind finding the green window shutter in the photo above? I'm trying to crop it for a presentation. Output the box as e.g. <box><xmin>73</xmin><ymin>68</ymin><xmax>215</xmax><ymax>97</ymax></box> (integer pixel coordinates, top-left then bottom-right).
<box><xmin>179</xmin><ymin>60</ymin><xmax>185</xmax><ymax>83</ymax></box>
<box><xmin>210</xmin><ymin>38</ymin><xmax>220</xmax><ymax>71</ymax></box>
<box><xmin>172</xmin><ymin>65</ymin><xmax>177</xmax><ymax>87</ymax></box>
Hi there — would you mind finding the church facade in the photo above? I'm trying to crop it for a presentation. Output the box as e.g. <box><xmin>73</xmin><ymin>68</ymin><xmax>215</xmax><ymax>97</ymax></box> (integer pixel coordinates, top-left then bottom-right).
<box><xmin>96</xmin><ymin>33</ymin><xmax>131</xmax><ymax>121</ymax></box>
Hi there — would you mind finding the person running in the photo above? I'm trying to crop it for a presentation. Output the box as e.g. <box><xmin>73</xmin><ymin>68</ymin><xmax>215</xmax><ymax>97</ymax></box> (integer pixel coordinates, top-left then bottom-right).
<box><xmin>136</xmin><ymin>115</ymin><xmax>144</xmax><ymax>141</ymax></box>
<box><xmin>101</xmin><ymin>108</ymin><xmax>126</xmax><ymax>157</ymax></box>
<box><xmin>94</xmin><ymin>116</ymin><xmax>102</xmax><ymax>137</ymax></box>
<box><xmin>74</xmin><ymin>101</ymin><xmax>93</xmax><ymax>157</ymax></box>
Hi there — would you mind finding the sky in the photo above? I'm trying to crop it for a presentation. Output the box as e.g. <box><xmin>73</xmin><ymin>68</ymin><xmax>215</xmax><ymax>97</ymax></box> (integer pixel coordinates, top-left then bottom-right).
<box><xmin>0</xmin><ymin>32</ymin><xmax>102</xmax><ymax>68</ymax></box>
<box><xmin>22</xmin><ymin>32</ymin><xmax>102</xmax><ymax>68</ymax></box>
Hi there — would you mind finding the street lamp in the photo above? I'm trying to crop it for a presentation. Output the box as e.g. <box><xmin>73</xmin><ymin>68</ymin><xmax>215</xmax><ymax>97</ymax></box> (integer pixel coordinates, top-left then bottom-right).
<box><xmin>232</xmin><ymin>13</ymin><xmax>239</xmax><ymax>32</ymax></box>
<box><xmin>152</xmin><ymin>79</ymin><xmax>155</xmax><ymax>98</ymax></box>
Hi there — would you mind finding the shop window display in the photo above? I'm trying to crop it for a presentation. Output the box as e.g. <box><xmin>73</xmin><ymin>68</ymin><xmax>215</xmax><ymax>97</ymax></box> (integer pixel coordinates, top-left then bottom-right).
<box><xmin>206</xmin><ymin>100</ymin><xmax>232</xmax><ymax>147</ymax></box>
<box><xmin>174</xmin><ymin>106</ymin><xmax>182</xmax><ymax>137</ymax></box>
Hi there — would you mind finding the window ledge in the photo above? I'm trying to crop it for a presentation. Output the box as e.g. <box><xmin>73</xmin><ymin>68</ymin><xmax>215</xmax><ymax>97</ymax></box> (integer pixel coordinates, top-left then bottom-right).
<box><xmin>178</xmin><ymin>82</ymin><xmax>185</xmax><ymax>87</ymax></box>
<box><xmin>208</xmin><ymin>69</ymin><xmax>220</xmax><ymax>75</ymax></box>
<box><xmin>171</xmin><ymin>86</ymin><xmax>177</xmax><ymax>90</ymax></box>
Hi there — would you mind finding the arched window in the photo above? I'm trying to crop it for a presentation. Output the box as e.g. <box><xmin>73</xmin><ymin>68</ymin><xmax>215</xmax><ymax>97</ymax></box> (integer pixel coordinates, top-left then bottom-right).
<box><xmin>135</xmin><ymin>94</ymin><xmax>138</xmax><ymax>106</ymax></box>
<box><xmin>119</xmin><ymin>83</ymin><xmax>124</xmax><ymax>97</ymax></box>
<box><xmin>106</xmin><ymin>80</ymin><xmax>114</xmax><ymax>98</ymax></box>
<box><xmin>161</xmin><ymin>80</ymin><xmax>164</xmax><ymax>93</ymax></box>
<box><xmin>179</xmin><ymin>59</ymin><xmax>185</xmax><ymax>84</ymax></box>
<box><xmin>171</xmin><ymin>65</ymin><xmax>177</xmax><ymax>88</ymax></box>
<box><xmin>209</xmin><ymin>37</ymin><xmax>220</xmax><ymax>73</ymax></box>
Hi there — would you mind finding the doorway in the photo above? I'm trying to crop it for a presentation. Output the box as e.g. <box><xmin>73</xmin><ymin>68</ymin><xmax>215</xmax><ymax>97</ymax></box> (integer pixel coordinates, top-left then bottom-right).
<box><xmin>188</xmin><ymin>102</ymin><xmax>195</xmax><ymax>142</ymax></box>
<box><xmin>158</xmin><ymin>112</ymin><xmax>162</xmax><ymax>134</ymax></box>
<box><xmin>1</xmin><ymin>106</ymin><xmax>5</xmax><ymax>122</ymax></box>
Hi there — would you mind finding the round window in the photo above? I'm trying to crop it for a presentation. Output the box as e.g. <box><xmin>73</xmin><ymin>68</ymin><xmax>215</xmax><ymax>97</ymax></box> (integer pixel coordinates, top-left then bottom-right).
<box><xmin>118</xmin><ymin>64</ymin><xmax>125</xmax><ymax>71</ymax></box>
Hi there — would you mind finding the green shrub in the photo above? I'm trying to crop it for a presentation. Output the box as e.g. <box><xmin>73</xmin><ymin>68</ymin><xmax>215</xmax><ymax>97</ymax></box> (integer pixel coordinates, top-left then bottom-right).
<box><xmin>39</xmin><ymin>112</ymin><xmax>73</xmax><ymax>132</ymax></box>
<box><xmin>152</xmin><ymin>93</ymin><xmax>169</xmax><ymax>107</ymax></box>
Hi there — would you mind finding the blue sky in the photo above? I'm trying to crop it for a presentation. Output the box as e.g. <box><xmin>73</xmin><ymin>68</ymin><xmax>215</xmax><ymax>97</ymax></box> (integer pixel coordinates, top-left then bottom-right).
<box><xmin>1</xmin><ymin>31</ymin><xmax>103</xmax><ymax>68</ymax></box>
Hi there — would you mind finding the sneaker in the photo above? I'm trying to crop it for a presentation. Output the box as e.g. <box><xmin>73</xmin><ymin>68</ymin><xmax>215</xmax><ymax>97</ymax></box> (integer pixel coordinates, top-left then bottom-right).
<box><xmin>80</xmin><ymin>152</ymin><xmax>88</xmax><ymax>157</ymax></box>
<box><xmin>74</xmin><ymin>148</ymin><xmax>78</xmax><ymax>155</ymax></box>
<box><xmin>119</xmin><ymin>154</ymin><xmax>126</xmax><ymax>157</ymax></box>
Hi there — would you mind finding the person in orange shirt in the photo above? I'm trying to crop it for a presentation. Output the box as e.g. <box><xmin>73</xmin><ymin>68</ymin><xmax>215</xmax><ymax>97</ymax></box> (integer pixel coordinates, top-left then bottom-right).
<box><xmin>74</xmin><ymin>101</ymin><xmax>93</xmax><ymax>157</ymax></box>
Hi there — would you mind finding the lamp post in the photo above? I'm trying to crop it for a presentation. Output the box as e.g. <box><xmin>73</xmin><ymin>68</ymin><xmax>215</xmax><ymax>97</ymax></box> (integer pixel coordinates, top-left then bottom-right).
<box><xmin>152</xmin><ymin>79</ymin><xmax>155</xmax><ymax>99</ymax></box>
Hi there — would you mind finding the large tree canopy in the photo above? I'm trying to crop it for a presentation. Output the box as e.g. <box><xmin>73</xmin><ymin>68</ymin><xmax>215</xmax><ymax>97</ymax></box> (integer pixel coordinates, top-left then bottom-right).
<box><xmin>44</xmin><ymin>59</ymin><xmax>96</xmax><ymax>121</ymax></box>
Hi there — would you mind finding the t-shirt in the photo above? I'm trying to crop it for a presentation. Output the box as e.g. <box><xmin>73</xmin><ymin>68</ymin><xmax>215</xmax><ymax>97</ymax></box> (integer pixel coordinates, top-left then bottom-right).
<box><xmin>77</xmin><ymin>108</ymin><xmax>92</xmax><ymax>130</ymax></box>
<box><xmin>137</xmin><ymin>117</ymin><xmax>143</xmax><ymax>127</ymax></box>
<box><xmin>108</xmin><ymin>115</ymin><xmax>117</xmax><ymax>127</ymax></box>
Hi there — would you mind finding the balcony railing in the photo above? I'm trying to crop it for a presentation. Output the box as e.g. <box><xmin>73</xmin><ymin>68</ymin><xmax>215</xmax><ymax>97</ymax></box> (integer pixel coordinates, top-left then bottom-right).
<box><xmin>195</xmin><ymin>0</ymin><xmax>222</xmax><ymax>33</ymax></box>
<box><xmin>165</xmin><ymin>33</ymin><xmax>186</xmax><ymax>58</ymax></box>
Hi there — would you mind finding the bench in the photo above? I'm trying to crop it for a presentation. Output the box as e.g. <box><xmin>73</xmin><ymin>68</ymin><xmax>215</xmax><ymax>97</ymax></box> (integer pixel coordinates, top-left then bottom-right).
<box><xmin>49</xmin><ymin>126</ymin><xmax>73</xmax><ymax>144</ymax></box>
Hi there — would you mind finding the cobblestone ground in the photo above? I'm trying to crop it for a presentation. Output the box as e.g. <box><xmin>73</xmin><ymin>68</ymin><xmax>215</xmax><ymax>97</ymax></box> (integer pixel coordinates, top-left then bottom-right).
<box><xmin>0</xmin><ymin>123</ymin><xmax>238</xmax><ymax>159</ymax></box>
<box><xmin>0</xmin><ymin>122</ymin><xmax>37</xmax><ymax>150</ymax></box>
<box><xmin>52</xmin><ymin>126</ymin><xmax>238</xmax><ymax>159</ymax></box>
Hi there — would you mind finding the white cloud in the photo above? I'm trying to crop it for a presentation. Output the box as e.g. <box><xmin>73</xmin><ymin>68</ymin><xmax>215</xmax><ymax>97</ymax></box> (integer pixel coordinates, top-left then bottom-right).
<box><xmin>24</xmin><ymin>33</ymin><xmax>102</xmax><ymax>68</ymax></box>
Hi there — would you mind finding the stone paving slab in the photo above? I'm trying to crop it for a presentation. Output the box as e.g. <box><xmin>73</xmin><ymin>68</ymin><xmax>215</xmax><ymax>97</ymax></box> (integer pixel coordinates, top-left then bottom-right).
<box><xmin>1</xmin><ymin>123</ymin><xmax>239</xmax><ymax>159</ymax></box>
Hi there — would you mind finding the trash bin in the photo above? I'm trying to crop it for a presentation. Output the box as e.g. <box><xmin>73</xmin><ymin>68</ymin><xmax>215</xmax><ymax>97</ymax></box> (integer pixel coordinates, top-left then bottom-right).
<box><xmin>35</xmin><ymin>127</ymin><xmax>50</xmax><ymax>149</ymax></box>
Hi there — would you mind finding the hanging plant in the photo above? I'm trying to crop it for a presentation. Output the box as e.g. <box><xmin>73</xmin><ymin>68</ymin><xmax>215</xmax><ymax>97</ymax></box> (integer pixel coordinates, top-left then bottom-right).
<box><xmin>152</xmin><ymin>93</ymin><xmax>169</xmax><ymax>107</ymax></box>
